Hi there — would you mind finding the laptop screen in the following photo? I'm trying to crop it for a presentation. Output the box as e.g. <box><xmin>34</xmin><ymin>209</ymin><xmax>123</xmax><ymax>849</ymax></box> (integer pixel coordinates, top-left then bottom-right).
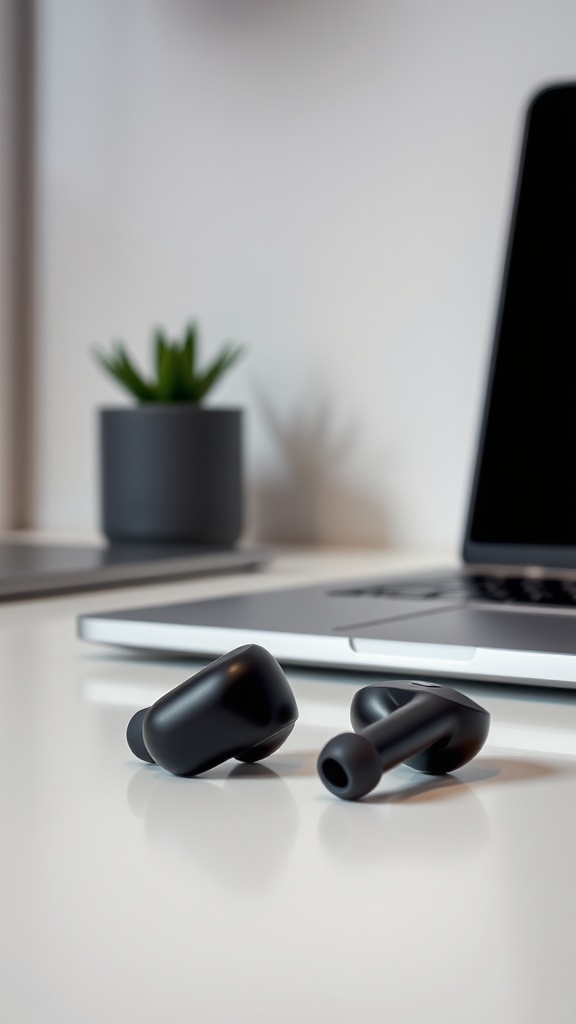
<box><xmin>465</xmin><ymin>83</ymin><xmax>576</xmax><ymax>568</ymax></box>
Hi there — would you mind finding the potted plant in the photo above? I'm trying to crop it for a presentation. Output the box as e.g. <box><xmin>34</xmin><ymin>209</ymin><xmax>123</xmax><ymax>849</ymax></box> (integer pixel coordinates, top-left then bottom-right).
<box><xmin>94</xmin><ymin>323</ymin><xmax>245</xmax><ymax>544</ymax></box>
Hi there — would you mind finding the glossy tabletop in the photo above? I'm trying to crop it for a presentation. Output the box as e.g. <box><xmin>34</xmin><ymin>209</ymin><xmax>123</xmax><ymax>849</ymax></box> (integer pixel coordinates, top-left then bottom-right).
<box><xmin>1</xmin><ymin>546</ymin><xmax>576</xmax><ymax>1024</ymax></box>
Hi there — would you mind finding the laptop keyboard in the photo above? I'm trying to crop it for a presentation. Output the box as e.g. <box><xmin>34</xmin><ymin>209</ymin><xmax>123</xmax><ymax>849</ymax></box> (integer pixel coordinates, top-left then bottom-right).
<box><xmin>331</xmin><ymin>574</ymin><xmax>576</xmax><ymax>607</ymax></box>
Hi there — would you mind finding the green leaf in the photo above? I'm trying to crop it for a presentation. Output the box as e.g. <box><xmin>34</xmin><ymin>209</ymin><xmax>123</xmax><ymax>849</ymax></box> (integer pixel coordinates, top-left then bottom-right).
<box><xmin>174</xmin><ymin>326</ymin><xmax>198</xmax><ymax>400</ymax></box>
<box><xmin>194</xmin><ymin>343</ymin><xmax>245</xmax><ymax>402</ymax></box>
<box><xmin>183</xmin><ymin>323</ymin><xmax>197</xmax><ymax>377</ymax></box>
<box><xmin>156</xmin><ymin>343</ymin><xmax>179</xmax><ymax>401</ymax></box>
<box><xmin>92</xmin><ymin>343</ymin><xmax>157</xmax><ymax>401</ymax></box>
<box><xmin>153</xmin><ymin>328</ymin><xmax>168</xmax><ymax>385</ymax></box>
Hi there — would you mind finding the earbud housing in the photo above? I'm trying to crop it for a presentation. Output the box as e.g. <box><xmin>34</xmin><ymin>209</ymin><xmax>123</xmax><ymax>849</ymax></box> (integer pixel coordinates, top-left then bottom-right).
<box><xmin>127</xmin><ymin>644</ymin><xmax>298</xmax><ymax>776</ymax></box>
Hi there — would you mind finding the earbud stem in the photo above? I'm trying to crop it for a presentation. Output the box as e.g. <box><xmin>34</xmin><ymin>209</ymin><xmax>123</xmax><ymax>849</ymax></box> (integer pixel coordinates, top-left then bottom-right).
<box><xmin>361</xmin><ymin>693</ymin><xmax>455</xmax><ymax>774</ymax></box>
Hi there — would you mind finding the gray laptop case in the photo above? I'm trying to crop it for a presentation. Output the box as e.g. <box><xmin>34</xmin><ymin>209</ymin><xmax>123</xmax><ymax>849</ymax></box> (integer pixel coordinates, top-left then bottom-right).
<box><xmin>0</xmin><ymin>541</ymin><xmax>268</xmax><ymax>599</ymax></box>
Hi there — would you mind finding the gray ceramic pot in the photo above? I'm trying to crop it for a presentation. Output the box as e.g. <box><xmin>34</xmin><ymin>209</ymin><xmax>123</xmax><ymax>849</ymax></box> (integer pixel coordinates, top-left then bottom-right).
<box><xmin>99</xmin><ymin>406</ymin><xmax>243</xmax><ymax>544</ymax></box>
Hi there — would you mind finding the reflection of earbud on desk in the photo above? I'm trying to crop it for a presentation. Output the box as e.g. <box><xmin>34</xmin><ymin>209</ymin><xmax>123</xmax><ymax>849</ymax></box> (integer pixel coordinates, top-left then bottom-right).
<box><xmin>318</xmin><ymin>773</ymin><xmax>491</xmax><ymax>865</ymax></box>
<box><xmin>126</xmin><ymin>645</ymin><xmax>299</xmax><ymax>776</ymax></box>
<box><xmin>126</xmin><ymin>763</ymin><xmax>300</xmax><ymax>890</ymax></box>
<box><xmin>317</xmin><ymin>680</ymin><xmax>490</xmax><ymax>800</ymax></box>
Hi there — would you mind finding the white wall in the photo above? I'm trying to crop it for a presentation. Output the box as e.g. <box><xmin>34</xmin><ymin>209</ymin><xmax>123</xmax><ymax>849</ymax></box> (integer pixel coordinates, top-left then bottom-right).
<box><xmin>33</xmin><ymin>0</ymin><xmax>576</xmax><ymax>549</ymax></box>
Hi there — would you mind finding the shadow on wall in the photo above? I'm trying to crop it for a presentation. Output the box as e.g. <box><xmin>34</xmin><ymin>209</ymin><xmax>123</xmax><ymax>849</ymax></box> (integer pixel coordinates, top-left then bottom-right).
<box><xmin>250</xmin><ymin>390</ymin><xmax>390</xmax><ymax>545</ymax></box>
<box><xmin>166</xmin><ymin>0</ymin><xmax>353</xmax><ymax>35</ymax></box>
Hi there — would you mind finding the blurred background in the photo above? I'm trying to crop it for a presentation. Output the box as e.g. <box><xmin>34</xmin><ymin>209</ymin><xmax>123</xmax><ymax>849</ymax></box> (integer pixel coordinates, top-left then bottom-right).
<box><xmin>1</xmin><ymin>0</ymin><xmax>575</xmax><ymax>551</ymax></box>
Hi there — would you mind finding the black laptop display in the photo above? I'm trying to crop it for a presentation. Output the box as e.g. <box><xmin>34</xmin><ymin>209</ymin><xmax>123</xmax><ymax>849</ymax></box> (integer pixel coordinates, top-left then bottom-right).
<box><xmin>465</xmin><ymin>83</ymin><xmax>576</xmax><ymax>566</ymax></box>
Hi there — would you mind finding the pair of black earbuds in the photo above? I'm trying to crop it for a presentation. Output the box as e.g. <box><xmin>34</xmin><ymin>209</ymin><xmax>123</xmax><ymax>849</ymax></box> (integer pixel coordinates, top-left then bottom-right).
<box><xmin>127</xmin><ymin>644</ymin><xmax>490</xmax><ymax>800</ymax></box>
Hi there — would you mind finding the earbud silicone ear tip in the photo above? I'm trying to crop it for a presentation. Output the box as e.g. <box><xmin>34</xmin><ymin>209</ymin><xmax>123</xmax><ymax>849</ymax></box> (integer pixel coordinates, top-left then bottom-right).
<box><xmin>317</xmin><ymin>733</ymin><xmax>382</xmax><ymax>800</ymax></box>
<box><xmin>126</xmin><ymin>707</ymin><xmax>155</xmax><ymax>764</ymax></box>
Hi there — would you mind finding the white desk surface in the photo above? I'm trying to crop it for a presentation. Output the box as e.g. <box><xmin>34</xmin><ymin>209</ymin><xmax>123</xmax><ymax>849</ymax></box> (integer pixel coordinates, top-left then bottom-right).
<box><xmin>2</xmin><ymin>545</ymin><xmax>576</xmax><ymax>1024</ymax></box>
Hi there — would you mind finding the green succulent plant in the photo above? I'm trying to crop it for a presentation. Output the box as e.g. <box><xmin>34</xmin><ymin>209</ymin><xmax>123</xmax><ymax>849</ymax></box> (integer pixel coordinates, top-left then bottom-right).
<box><xmin>93</xmin><ymin>323</ymin><xmax>245</xmax><ymax>403</ymax></box>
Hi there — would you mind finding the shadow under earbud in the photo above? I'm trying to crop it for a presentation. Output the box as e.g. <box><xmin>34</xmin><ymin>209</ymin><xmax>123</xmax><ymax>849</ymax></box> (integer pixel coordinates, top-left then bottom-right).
<box><xmin>360</xmin><ymin>763</ymin><xmax>499</xmax><ymax>804</ymax></box>
<box><xmin>225</xmin><ymin>761</ymin><xmax>284</xmax><ymax>780</ymax></box>
<box><xmin>457</xmin><ymin>755</ymin><xmax>567</xmax><ymax>786</ymax></box>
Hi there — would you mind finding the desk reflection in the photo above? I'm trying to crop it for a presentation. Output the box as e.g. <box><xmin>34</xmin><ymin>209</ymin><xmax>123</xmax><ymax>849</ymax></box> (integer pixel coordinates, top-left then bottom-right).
<box><xmin>127</xmin><ymin>762</ymin><xmax>300</xmax><ymax>891</ymax></box>
<box><xmin>319</xmin><ymin>771</ymin><xmax>492</xmax><ymax>866</ymax></box>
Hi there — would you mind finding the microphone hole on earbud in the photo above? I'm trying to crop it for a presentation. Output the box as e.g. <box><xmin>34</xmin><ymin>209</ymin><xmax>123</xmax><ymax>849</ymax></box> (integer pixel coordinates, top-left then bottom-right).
<box><xmin>321</xmin><ymin>758</ymin><xmax>349</xmax><ymax>789</ymax></box>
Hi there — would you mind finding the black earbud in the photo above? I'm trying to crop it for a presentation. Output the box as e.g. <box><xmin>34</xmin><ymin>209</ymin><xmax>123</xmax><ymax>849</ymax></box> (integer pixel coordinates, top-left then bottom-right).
<box><xmin>126</xmin><ymin>644</ymin><xmax>298</xmax><ymax>776</ymax></box>
<box><xmin>317</xmin><ymin>680</ymin><xmax>490</xmax><ymax>800</ymax></box>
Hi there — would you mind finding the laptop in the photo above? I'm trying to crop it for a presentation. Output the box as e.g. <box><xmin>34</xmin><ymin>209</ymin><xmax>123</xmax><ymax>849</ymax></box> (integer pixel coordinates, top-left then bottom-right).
<box><xmin>79</xmin><ymin>82</ymin><xmax>576</xmax><ymax>689</ymax></box>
